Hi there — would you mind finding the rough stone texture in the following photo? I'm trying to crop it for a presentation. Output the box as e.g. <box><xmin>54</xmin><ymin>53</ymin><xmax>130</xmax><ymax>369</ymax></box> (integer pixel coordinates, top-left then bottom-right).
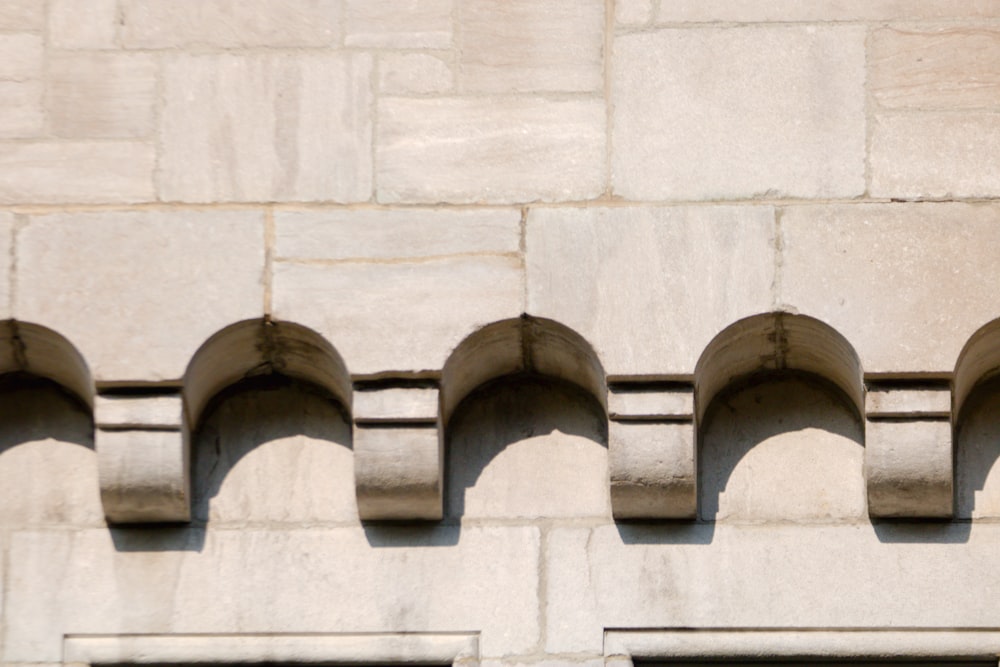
<box><xmin>48</xmin><ymin>54</ymin><xmax>157</xmax><ymax>139</ymax></box>
<box><xmin>0</xmin><ymin>34</ymin><xmax>42</xmax><ymax>82</ymax></box>
<box><xmin>0</xmin><ymin>214</ymin><xmax>13</xmax><ymax>316</ymax></box>
<box><xmin>779</xmin><ymin>203</ymin><xmax>1000</xmax><ymax>374</ymax></box>
<box><xmin>656</xmin><ymin>0</ymin><xmax>1000</xmax><ymax>22</ymax></box>
<box><xmin>526</xmin><ymin>205</ymin><xmax>775</xmax><ymax>377</ymax></box>
<box><xmin>608</xmin><ymin>387</ymin><xmax>693</xmax><ymax>419</ymax></box>
<box><xmin>866</xmin><ymin>386</ymin><xmax>951</xmax><ymax>418</ymax></box>
<box><xmin>871</xmin><ymin>113</ymin><xmax>1000</xmax><ymax>199</ymax></box>
<box><xmin>0</xmin><ymin>82</ymin><xmax>43</xmax><ymax>139</ymax></box>
<box><xmin>272</xmin><ymin>256</ymin><xmax>523</xmax><ymax>375</ymax></box>
<box><xmin>376</xmin><ymin>96</ymin><xmax>606</xmax><ymax>204</ymax></box>
<box><xmin>378</xmin><ymin>53</ymin><xmax>453</xmax><ymax>95</ymax></box>
<box><xmin>275</xmin><ymin>208</ymin><xmax>520</xmax><ymax>260</ymax></box>
<box><xmin>871</xmin><ymin>28</ymin><xmax>1000</xmax><ymax>110</ymax></box>
<box><xmin>159</xmin><ymin>53</ymin><xmax>373</xmax><ymax>203</ymax></box>
<box><xmin>15</xmin><ymin>210</ymin><xmax>264</xmax><ymax>382</ymax></box>
<box><xmin>0</xmin><ymin>0</ymin><xmax>43</xmax><ymax>30</ymax></box>
<box><xmin>446</xmin><ymin>376</ymin><xmax>610</xmax><ymax>519</ymax></box>
<box><xmin>345</xmin><ymin>0</ymin><xmax>452</xmax><ymax>48</ymax></box>
<box><xmin>457</xmin><ymin>0</ymin><xmax>604</xmax><ymax>93</ymax></box>
<box><xmin>97</xmin><ymin>428</ymin><xmax>189</xmax><ymax>523</ymax></box>
<box><xmin>95</xmin><ymin>395</ymin><xmax>183</xmax><ymax>429</ymax></box>
<box><xmin>866</xmin><ymin>419</ymin><xmax>953</xmax><ymax>518</ymax></box>
<box><xmin>354</xmin><ymin>424</ymin><xmax>441</xmax><ymax>520</ymax></box>
<box><xmin>0</xmin><ymin>385</ymin><xmax>101</xmax><ymax>526</ymax></box>
<box><xmin>121</xmin><ymin>0</ymin><xmax>341</xmax><ymax>48</ymax></box>
<box><xmin>193</xmin><ymin>379</ymin><xmax>356</xmax><ymax>523</ymax></box>
<box><xmin>611</xmin><ymin>26</ymin><xmax>866</xmax><ymax>200</ymax></box>
<box><xmin>48</xmin><ymin>0</ymin><xmax>118</xmax><ymax>49</ymax></box>
<box><xmin>700</xmin><ymin>377</ymin><xmax>866</xmax><ymax>521</ymax></box>
<box><xmin>0</xmin><ymin>142</ymin><xmax>155</xmax><ymax>204</ymax></box>
<box><xmin>3</xmin><ymin>525</ymin><xmax>541</xmax><ymax>660</ymax></box>
<box><xmin>616</xmin><ymin>0</ymin><xmax>653</xmax><ymax>26</ymax></box>
<box><xmin>609</xmin><ymin>420</ymin><xmax>695</xmax><ymax>519</ymax></box>
<box><xmin>354</xmin><ymin>387</ymin><xmax>438</xmax><ymax>423</ymax></box>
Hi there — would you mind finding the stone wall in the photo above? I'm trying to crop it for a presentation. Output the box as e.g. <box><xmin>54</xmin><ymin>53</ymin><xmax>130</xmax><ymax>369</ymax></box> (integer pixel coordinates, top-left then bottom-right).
<box><xmin>2</xmin><ymin>2</ymin><xmax>1000</xmax><ymax>666</ymax></box>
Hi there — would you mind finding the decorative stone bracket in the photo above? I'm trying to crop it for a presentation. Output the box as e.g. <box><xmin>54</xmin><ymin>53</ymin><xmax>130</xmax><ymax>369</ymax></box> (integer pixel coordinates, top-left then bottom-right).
<box><xmin>864</xmin><ymin>382</ymin><xmax>953</xmax><ymax>518</ymax></box>
<box><xmin>95</xmin><ymin>392</ymin><xmax>190</xmax><ymax>523</ymax></box>
<box><xmin>353</xmin><ymin>384</ymin><xmax>442</xmax><ymax>521</ymax></box>
<box><xmin>608</xmin><ymin>383</ymin><xmax>696</xmax><ymax>520</ymax></box>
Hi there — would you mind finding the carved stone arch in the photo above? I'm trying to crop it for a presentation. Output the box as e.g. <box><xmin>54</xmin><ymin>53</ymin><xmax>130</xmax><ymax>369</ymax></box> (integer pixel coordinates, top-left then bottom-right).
<box><xmin>0</xmin><ymin>319</ymin><xmax>94</xmax><ymax>409</ymax></box>
<box><xmin>694</xmin><ymin>312</ymin><xmax>866</xmax><ymax>521</ymax></box>
<box><xmin>953</xmin><ymin>317</ymin><xmax>1000</xmax><ymax>427</ymax></box>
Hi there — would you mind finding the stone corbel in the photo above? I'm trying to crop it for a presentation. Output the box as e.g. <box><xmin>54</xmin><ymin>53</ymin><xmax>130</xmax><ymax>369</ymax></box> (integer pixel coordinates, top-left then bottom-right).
<box><xmin>353</xmin><ymin>384</ymin><xmax>442</xmax><ymax>521</ymax></box>
<box><xmin>95</xmin><ymin>392</ymin><xmax>190</xmax><ymax>523</ymax></box>
<box><xmin>608</xmin><ymin>383</ymin><xmax>696</xmax><ymax>519</ymax></box>
<box><xmin>864</xmin><ymin>383</ymin><xmax>952</xmax><ymax>518</ymax></box>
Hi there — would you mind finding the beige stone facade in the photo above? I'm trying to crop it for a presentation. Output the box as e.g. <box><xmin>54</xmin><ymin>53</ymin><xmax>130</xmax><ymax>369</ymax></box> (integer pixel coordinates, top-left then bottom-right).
<box><xmin>2</xmin><ymin>2</ymin><xmax>1000</xmax><ymax>666</ymax></box>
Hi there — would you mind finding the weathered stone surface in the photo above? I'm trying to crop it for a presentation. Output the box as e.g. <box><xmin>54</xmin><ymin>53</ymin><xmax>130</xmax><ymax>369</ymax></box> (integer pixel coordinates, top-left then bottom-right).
<box><xmin>193</xmin><ymin>379</ymin><xmax>355</xmax><ymax>523</ymax></box>
<box><xmin>616</xmin><ymin>0</ymin><xmax>653</xmax><ymax>25</ymax></box>
<box><xmin>275</xmin><ymin>208</ymin><xmax>520</xmax><ymax>261</ymax></box>
<box><xmin>779</xmin><ymin>203</ymin><xmax>1000</xmax><ymax>374</ymax></box>
<box><xmin>871</xmin><ymin>28</ymin><xmax>1000</xmax><ymax>110</ymax></box>
<box><xmin>15</xmin><ymin>210</ymin><xmax>264</xmax><ymax>382</ymax></box>
<box><xmin>700</xmin><ymin>377</ymin><xmax>866</xmax><ymax>521</ymax></box>
<box><xmin>656</xmin><ymin>0</ymin><xmax>1000</xmax><ymax>22</ymax></box>
<box><xmin>354</xmin><ymin>387</ymin><xmax>438</xmax><ymax>423</ymax></box>
<box><xmin>457</xmin><ymin>0</ymin><xmax>604</xmax><ymax>93</ymax></box>
<box><xmin>376</xmin><ymin>96</ymin><xmax>605</xmax><ymax>204</ymax></box>
<box><xmin>866</xmin><ymin>386</ymin><xmax>951</xmax><ymax>418</ymax></box>
<box><xmin>956</xmin><ymin>387</ymin><xmax>1000</xmax><ymax>519</ymax></box>
<box><xmin>3</xmin><ymin>525</ymin><xmax>540</xmax><ymax>660</ymax></box>
<box><xmin>609</xmin><ymin>421</ymin><xmax>695</xmax><ymax>519</ymax></box>
<box><xmin>0</xmin><ymin>82</ymin><xmax>42</xmax><ymax>139</ymax></box>
<box><xmin>345</xmin><ymin>0</ymin><xmax>452</xmax><ymax>48</ymax></box>
<box><xmin>446</xmin><ymin>376</ymin><xmax>610</xmax><ymax>519</ymax></box>
<box><xmin>611</xmin><ymin>26</ymin><xmax>866</xmax><ymax>200</ymax></box>
<box><xmin>49</xmin><ymin>54</ymin><xmax>157</xmax><ymax>139</ymax></box>
<box><xmin>49</xmin><ymin>0</ymin><xmax>117</xmax><ymax>49</ymax></box>
<box><xmin>608</xmin><ymin>386</ymin><xmax>693</xmax><ymax>420</ymax></box>
<box><xmin>122</xmin><ymin>0</ymin><xmax>341</xmax><ymax>48</ymax></box>
<box><xmin>0</xmin><ymin>34</ymin><xmax>42</xmax><ymax>81</ymax></box>
<box><xmin>378</xmin><ymin>53</ymin><xmax>453</xmax><ymax>95</ymax></box>
<box><xmin>545</xmin><ymin>522</ymin><xmax>1000</xmax><ymax>654</ymax></box>
<box><xmin>159</xmin><ymin>53</ymin><xmax>373</xmax><ymax>203</ymax></box>
<box><xmin>0</xmin><ymin>0</ymin><xmax>43</xmax><ymax>30</ymax></box>
<box><xmin>0</xmin><ymin>214</ymin><xmax>12</xmax><ymax>316</ymax></box>
<box><xmin>95</xmin><ymin>395</ymin><xmax>183</xmax><ymax>429</ymax></box>
<box><xmin>97</xmin><ymin>428</ymin><xmax>189</xmax><ymax>523</ymax></box>
<box><xmin>0</xmin><ymin>142</ymin><xmax>154</xmax><ymax>204</ymax></box>
<box><xmin>866</xmin><ymin>419</ymin><xmax>953</xmax><ymax>518</ymax></box>
<box><xmin>355</xmin><ymin>425</ymin><xmax>441</xmax><ymax>520</ymax></box>
<box><xmin>871</xmin><ymin>112</ymin><xmax>1000</xmax><ymax>199</ymax></box>
<box><xmin>0</xmin><ymin>384</ymin><xmax>101</xmax><ymax>526</ymax></box>
<box><xmin>526</xmin><ymin>205</ymin><xmax>775</xmax><ymax>377</ymax></box>
<box><xmin>272</xmin><ymin>256</ymin><xmax>522</xmax><ymax>375</ymax></box>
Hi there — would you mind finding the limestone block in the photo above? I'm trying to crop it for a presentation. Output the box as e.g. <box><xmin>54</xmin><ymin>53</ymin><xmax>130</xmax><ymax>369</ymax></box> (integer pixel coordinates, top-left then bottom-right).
<box><xmin>611</xmin><ymin>27</ymin><xmax>865</xmax><ymax>200</ymax></box>
<box><xmin>275</xmin><ymin>208</ymin><xmax>520</xmax><ymax>261</ymax></box>
<box><xmin>779</xmin><ymin>203</ymin><xmax>1000</xmax><ymax>374</ymax></box>
<box><xmin>159</xmin><ymin>53</ymin><xmax>372</xmax><ymax>203</ymax></box>
<box><xmin>378</xmin><ymin>53</ymin><xmax>453</xmax><ymax>95</ymax></box>
<box><xmin>121</xmin><ymin>0</ymin><xmax>340</xmax><ymax>48</ymax></box>
<box><xmin>655</xmin><ymin>0</ymin><xmax>1000</xmax><ymax>22</ymax></box>
<box><xmin>609</xmin><ymin>386</ymin><xmax>693</xmax><ymax>420</ymax></box>
<box><xmin>96</xmin><ymin>427</ymin><xmax>190</xmax><ymax>523</ymax></box>
<box><xmin>96</xmin><ymin>395</ymin><xmax>184</xmax><ymax>429</ymax></box>
<box><xmin>0</xmin><ymin>142</ymin><xmax>154</xmax><ymax>204</ymax></box>
<box><xmin>871</xmin><ymin>113</ymin><xmax>1000</xmax><ymax>199</ymax></box>
<box><xmin>272</xmin><ymin>256</ymin><xmax>522</xmax><ymax>375</ymax></box>
<box><xmin>49</xmin><ymin>0</ymin><xmax>117</xmax><ymax>49</ymax></box>
<box><xmin>616</xmin><ymin>0</ymin><xmax>653</xmax><ymax>26</ymax></box>
<box><xmin>354</xmin><ymin>425</ymin><xmax>441</xmax><ymax>520</ymax></box>
<box><xmin>609</xmin><ymin>421</ymin><xmax>696</xmax><ymax>519</ymax></box>
<box><xmin>0</xmin><ymin>0</ymin><xmax>43</xmax><ymax>30</ymax></box>
<box><xmin>871</xmin><ymin>28</ymin><xmax>1000</xmax><ymax>110</ymax></box>
<box><xmin>544</xmin><ymin>523</ymin><xmax>1000</xmax><ymax>655</ymax></box>
<box><xmin>376</xmin><ymin>97</ymin><xmax>605</xmax><ymax>204</ymax></box>
<box><xmin>526</xmin><ymin>205</ymin><xmax>774</xmax><ymax>378</ymax></box>
<box><xmin>866</xmin><ymin>386</ymin><xmax>951</xmax><ymax>419</ymax></box>
<box><xmin>354</xmin><ymin>387</ymin><xmax>438</xmax><ymax>423</ymax></box>
<box><xmin>866</xmin><ymin>419</ymin><xmax>953</xmax><ymax>518</ymax></box>
<box><xmin>0</xmin><ymin>82</ymin><xmax>42</xmax><ymax>139</ymax></box>
<box><xmin>15</xmin><ymin>210</ymin><xmax>264</xmax><ymax>382</ymax></box>
<box><xmin>956</xmin><ymin>387</ymin><xmax>1000</xmax><ymax>519</ymax></box>
<box><xmin>457</xmin><ymin>0</ymin><xmax>604</xmax><ymax>93</ymax></box>
<box><xmin>4</xmin><ymin>526</ymin><xmax>540</xmax><ymax>660</ymax></box>
<box><xmin>48</xmin><ymin>54</ymin><xmax>157</xmax><ymax>139</ymax></box>
<box><xmin>0</xmin><ymin>34</ymin><xmax>42</xmax><ymax>81</ymax></box>
<box><xmin>345</xmin><ymin>0</ymin><xmax>452</xmax><ymax>48</ymax></box>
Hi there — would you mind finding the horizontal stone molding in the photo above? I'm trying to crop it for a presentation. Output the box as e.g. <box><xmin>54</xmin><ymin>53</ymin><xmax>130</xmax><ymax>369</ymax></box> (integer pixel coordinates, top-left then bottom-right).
<box><xmin>65</xmin><ymin>632</ymin><xmax>480</xmax><ymax>666</ymax></box>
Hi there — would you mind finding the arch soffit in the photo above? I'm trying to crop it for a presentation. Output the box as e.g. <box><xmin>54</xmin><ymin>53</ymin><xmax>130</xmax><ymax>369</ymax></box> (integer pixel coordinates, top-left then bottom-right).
<box><xmin>954</xmin><ymin>317</ymin><xmax>1000</xmax><ymax>423</ymax></box>
<box><xmin>439</xmin><ymin>316</ymin><xmax>608</xmax><ymax>430</ymax></box>
<box><xmin>694</xmin><ymin>312</ymin><xmax>864</xmax><ymax>426</ymax></box>
<box><xmin>0</xmin><ymin>319</ymin><xmax>93</xmax><ymax>409</ymax></box>
<box><xmin>183</xmin><ymin>319</ymin><xmax>352</xmax><ymax>430</ymax></box>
